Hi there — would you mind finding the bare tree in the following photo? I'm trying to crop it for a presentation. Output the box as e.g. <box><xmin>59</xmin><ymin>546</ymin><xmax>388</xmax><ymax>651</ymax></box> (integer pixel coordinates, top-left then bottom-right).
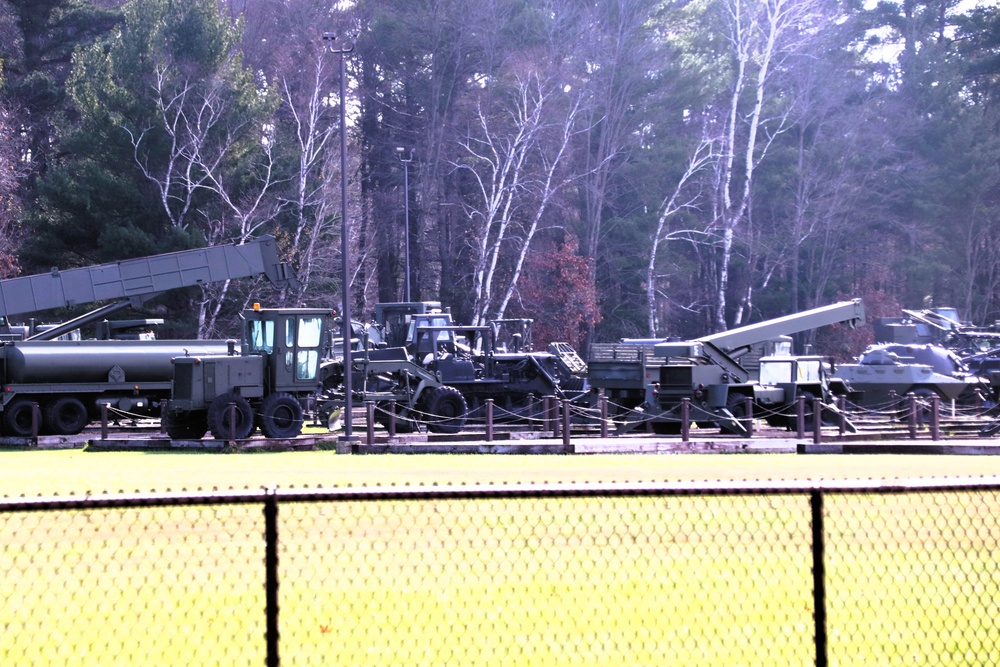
<box><xmin>280</xmin><ymin>52</ymin><xmax>340</xmax><ymax>302</ymax></box>
<box><xmin>454</xmin><ymin>72</ymin><xmax>588</xmax><ymax>325</ymax></box>
<box><xmin>711</xmin><ymin>0</ymin><xmax>824</xmax><ymax>330</ymax></box>
<box><xmin>126</xmin><ymin>65</ymin><xmax>284</xmax><ymax>336</ymax></box>
<box><xmin>645</xmin><ymin>131</ymin><xmax>718</xmax><ymax>336</ymax></box>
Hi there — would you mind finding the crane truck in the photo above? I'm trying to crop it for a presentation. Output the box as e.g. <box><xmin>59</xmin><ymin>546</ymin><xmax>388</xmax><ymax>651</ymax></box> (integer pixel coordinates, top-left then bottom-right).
<box><xmin>587</xmin><ymin>300</ymin><xmax>866</xmax><ymax>435</ymax></box>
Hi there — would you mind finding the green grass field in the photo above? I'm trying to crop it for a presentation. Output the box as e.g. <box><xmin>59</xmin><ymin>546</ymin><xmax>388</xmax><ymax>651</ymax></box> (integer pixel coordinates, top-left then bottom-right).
<box><xmin>1</xmin><ymin>450</ymin><xmax>998</xmax><ymax>665</ymax></box>
<box><xmin>3</xmin><ymin>449</ymin><xmax>1000</xmax><ymax>497</ymax></box>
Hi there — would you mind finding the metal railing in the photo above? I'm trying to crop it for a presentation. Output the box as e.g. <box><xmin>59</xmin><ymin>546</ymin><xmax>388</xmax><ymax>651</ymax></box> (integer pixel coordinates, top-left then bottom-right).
<box><xmin>1</xmin><ymin>478</ymin><xmax>998</xmax><ymax>665</ymax></box>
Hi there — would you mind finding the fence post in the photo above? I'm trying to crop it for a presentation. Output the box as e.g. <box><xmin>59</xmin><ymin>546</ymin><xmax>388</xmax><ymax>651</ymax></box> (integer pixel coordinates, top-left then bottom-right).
<box><xmin>562</xmin><ymin>399</ymin><xmax>571</xmax><ymax>449</ymax></box>
<box><xmin>552</xmin><ymin>398</ymin><xmax>562</xmax><ymax>439</ymax></box>
<box><xmin>681</xmin><ymin>398</ymin><xmax>690</xmax><ymax>443</ymax></box>
<box><xmin>838</xmin><ymin>396</ymin><xmax>846</xmax><ymax>436</ymax></box>
<box><xmin>101</xmin><ymin>404</ymin><xmax>109</xmax><ymax>441</ymax></box>
<box><xmin>810</xmin><ymin>490</ymin><xmax>828</xmax><ymax>667</ymax></box>
<box><xmin>600</xmin><ymin>389</ymin><xmax>609</xmax><ymax>439</ymax></box>
<box><xmin>31</xmin><ymin>402</ymin><xmax>40</xmax><ymax>438</ymax></box>
<box><xmin>366</xmin><ymin>401</ymin><xmax>375</xmax><ymax>445</ymax></box>
<box><xmin>743</xmin><ymin>396</ymin><xmax>754</xmax><ymax>437</ymax></box>
<box><xmin>387</xmin><ymin>401</ymin><xmax>397</xmax><ymax>437</ymax></box>
<box><xmin>228</xmin><ymin>402</ymin><xmax>237</xmax><ymax>446</ymax></box>
<box><xmin>813</xmin><ymin>397</ymin><xmax>823</xmax><ymax>445</ymax></box>
<box><xmin>930</xmin><ymin>394</ymin><xmax>940</xmax><ymax>441</ymax></box>
<box><xmin>264</xmin><ymin>488</ymin><xmax>280</xmax><ymax>667</ymax></box>
<box><xmin>796</xmin><ymin>395</ymin><xmax>806</xmax><ymax>439</ymax></box>
<box><xmin>486</xmin><ymin>399</ymin><xmax>494</xmax><ymax>442</ymax></box>
<box><xmin>907</xmin><ymin>392</ymin><xmax>917</xmax><ymax>439</ymax></box>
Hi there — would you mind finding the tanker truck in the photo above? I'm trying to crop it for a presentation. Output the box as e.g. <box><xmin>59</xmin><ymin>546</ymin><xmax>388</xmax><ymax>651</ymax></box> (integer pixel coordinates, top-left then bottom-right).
<box><xmin>0</xmin><ymin>236</ymin><xmax>296</xmax><ymax>437</ymax></box>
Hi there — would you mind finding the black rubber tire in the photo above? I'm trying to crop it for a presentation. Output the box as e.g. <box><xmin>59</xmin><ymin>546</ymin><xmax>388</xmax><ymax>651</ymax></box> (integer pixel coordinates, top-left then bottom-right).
<box><xmin>257</xmin><ymin>393</ymin><xmax>304</xmax><ymax>439</ymax></box>
<box><xmin>43</xmin><ymin>397</ymin><xmax>90</xmax><ymax>435</ymax></box>
<box><xmin>423</xmin><ymin>386</ymin><xmax>468</xmax><ymax>434</ymax></box>
<box><xmin>163</xmin><ymin>411</ymin><xmax>209</xmax><ymax>440</ymax></box>
<box><xmin>374</xmin><ymin>402</ymin><xmax>418</xmax><ymax>433</ymax></box>
<box><xmin>3</xmin><ymin>398</ymin><xmax>40</xmax><ymax>437</ymax></box>
<box><xmin>207</xmin><ymin>393</ymin><xmax>255</xmax><ymax>440</ymax></box>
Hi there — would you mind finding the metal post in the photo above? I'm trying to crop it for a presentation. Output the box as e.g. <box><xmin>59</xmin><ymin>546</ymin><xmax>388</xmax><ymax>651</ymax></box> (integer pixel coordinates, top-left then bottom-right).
<box><xmin>264</xmin><ymin>488</ymin><xmax>280</xmax><ymax>667</ymax></box>
<box><xmin>553</xmin><ymin>398</ymin><xmax>562</xmax><ymax>439</ymax></box>
<box><xmin>681</xmin><ymin>398</ymin><xmax>690</xmax><ymax>442</ymax></box>
<box><xmin>229</xmin><ymin>401</ymin><xmax>237</xmax><ymax>445</ymax></box>
<box><xmin>31</xmin><ymin>403</ymin><xmax>40</xmax><ymax>438</ymax></box>
<box><xmin>324</xmin><ymin>32</ymin><xmax>355</xmax><ymax>442</ymax></box>
<box><xmin>388</xmin><ymin>400</ymin><xmax>397</xmax><ymax>437</ymax></box>
<box><xmin>485</xmin><ymin>398</ymin><xmax>494</xmax><ymax>442</ymax></box>
<box><xmin>396</xmin><ymin>147</ymin><xmax>412</xmax><ymax>301</ymax></box>
<box><xmin>810</xmin><ymin>490</ymin><xmax>828</xmax><ymax>667</ymax></box>
<box><xmin>101</xmin><ymin>404</ymin><xmax>109</xmax><ymax>441</ymax></box>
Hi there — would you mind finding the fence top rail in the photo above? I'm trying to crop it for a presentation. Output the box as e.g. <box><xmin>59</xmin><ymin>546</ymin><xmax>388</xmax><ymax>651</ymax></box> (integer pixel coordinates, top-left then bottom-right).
<box><xmin>1</xmin><ymin>476</ymin><xmax>1000</xmax><ymax>512</ymax></box>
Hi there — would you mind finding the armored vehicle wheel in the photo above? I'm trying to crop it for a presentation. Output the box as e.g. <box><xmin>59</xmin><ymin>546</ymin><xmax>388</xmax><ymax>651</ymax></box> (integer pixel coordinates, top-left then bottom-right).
<box><xmin>423</xmin><ymin>386</ymin><xmax>468</xmax><ymax>434</ymax></box>
<box><xmin>163</xmin><ymin>411</ymin><xmax>208</xmax><ymax>440</ymax></box>
<box><xmin>44</xmin><ymin>397</ymin><xmax>90</xmax><ymax>435</ymax></box>
<box><xmin>258</xmin><ymin>393</ymin><xmax>304</xmax><ymax>439</ymax></box>
<box><xmin>4</xmin><ymin>398</ymin><xmax>39</xmax><ymax>437</ymax></box>
<box><xmin>207</xmin><ymin>393</ymin><xmax>255</xmax><ymax>440</ymax></box>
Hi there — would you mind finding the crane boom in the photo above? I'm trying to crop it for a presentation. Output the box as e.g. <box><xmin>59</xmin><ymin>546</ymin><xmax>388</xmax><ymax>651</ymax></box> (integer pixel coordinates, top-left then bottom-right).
<box><xmin>696</xmin><ymin>299</ymin><xmax>865</xmax><ymax>357</ymax></box>
<box><xmin>0</xmin><ymin>236</ymin><xmax>298</xmax><ymax>340</ymax></box>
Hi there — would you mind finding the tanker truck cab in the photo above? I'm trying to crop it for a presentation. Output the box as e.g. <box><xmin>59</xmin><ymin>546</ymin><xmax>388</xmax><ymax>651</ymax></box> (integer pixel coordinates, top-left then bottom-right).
<box><xmin>166</xmin><ymin>306</ymin><xmax>333</xmax><ymax>441</ymax></box>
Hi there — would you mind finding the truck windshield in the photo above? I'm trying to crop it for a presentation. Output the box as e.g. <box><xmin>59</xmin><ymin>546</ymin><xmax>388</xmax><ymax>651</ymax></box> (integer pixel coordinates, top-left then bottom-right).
<box><xmin>249</xmin><ymin>320</ymin><xmax>274</xmax><ymax>354</ymax></box>
<box><xmin>760</xmin><ymin>361</ymin><xmax>792</xmax><ymax>384</ymax></box>
<box><xmin>298</xmin><ymin>317</ymin><xmax>323</xmax><ymax>348</ymax></box>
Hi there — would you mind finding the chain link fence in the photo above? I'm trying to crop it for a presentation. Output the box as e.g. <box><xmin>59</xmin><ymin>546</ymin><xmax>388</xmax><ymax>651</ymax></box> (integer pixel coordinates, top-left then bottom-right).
<box><xmin>1</xmin><ymin>479</ymin><xmax>998</xmax><ymax>665</ymax></box>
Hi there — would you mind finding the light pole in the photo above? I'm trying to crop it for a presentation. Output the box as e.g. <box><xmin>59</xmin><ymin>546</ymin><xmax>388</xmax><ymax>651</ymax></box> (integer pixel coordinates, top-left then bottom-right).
<box><xmin>323</xmin><ymin>31</ymin><xmax>356</xmax><ymax>441</ymax></box>
<box><xmin>395</xmin><ymin>147</ymin><xmax>412</xmax><ymax>302</ymax></box>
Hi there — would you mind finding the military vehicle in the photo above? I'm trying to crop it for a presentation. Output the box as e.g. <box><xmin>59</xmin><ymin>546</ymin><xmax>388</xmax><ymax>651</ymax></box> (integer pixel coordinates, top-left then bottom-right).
<box><xmin>368</xmin><ymin>302</ymin><xmax>589</xmax><ymax>424</ymax></box>
<box><xmin>0</xmin><ymin>237</ymin><xmax>297</xmax><ymax>437</ymax></box>
<box><xmin>833</xmin><ymin>343</ymin><xmax>989</xmax><ymax>417</ymax></box>
<box><xmin>874</xmin><ymin>307</ymin><xmax>1000</xmax><ymax>405</ymax></box>
<box><xmin>587</xmin><ymin>300</ymin><xmax>866</xmax><ymax>435</ymax></box>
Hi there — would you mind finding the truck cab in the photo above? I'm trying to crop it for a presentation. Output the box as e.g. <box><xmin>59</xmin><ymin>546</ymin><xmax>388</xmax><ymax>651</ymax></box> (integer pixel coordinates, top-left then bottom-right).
<box><xmin>166</xmin><ymin>306</ymin><xmax>334</xmax><ymax>440</ymax></box>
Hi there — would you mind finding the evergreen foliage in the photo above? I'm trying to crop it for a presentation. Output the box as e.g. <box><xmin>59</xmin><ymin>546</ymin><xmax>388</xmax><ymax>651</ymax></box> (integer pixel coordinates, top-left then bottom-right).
<box><xmin>0</xmin><ymin>0</ymin><xmax>997</xmax><ymax>350</ymax></box>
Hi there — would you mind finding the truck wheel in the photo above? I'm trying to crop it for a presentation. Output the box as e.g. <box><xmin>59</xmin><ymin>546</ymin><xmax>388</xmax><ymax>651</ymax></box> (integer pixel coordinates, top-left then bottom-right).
<box><xmin>258</xmin><ymin>393</ymin><xmax>304</xmax><ymax>439</ymax></box>
<box><xmin>423</xmin><ymin>386</ymin><xmax>468</xmax><ymax>434</ymax></box>
<box><xmin>375</xmin><ymin>402</ymin><xmax>418</xmax><ymax>433</ymax></box>
<box><xmin>4</xmin><ymin>398</ymin><xmax>39</xmax><ymax>437</ymax></box>
<box><xmin>44</xmin><ymin>397</ymin><xmax>90</xmax><ymax>435</ymax></box>
<box><xmin>207</xmin><ymin>393</ymin><xmax>255</xmax><ymax>440</ymax></box>
<box><xmin>163</xmin><ymin>411</ymin><xmax>208</xmax><ymax>440</ymax></box>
